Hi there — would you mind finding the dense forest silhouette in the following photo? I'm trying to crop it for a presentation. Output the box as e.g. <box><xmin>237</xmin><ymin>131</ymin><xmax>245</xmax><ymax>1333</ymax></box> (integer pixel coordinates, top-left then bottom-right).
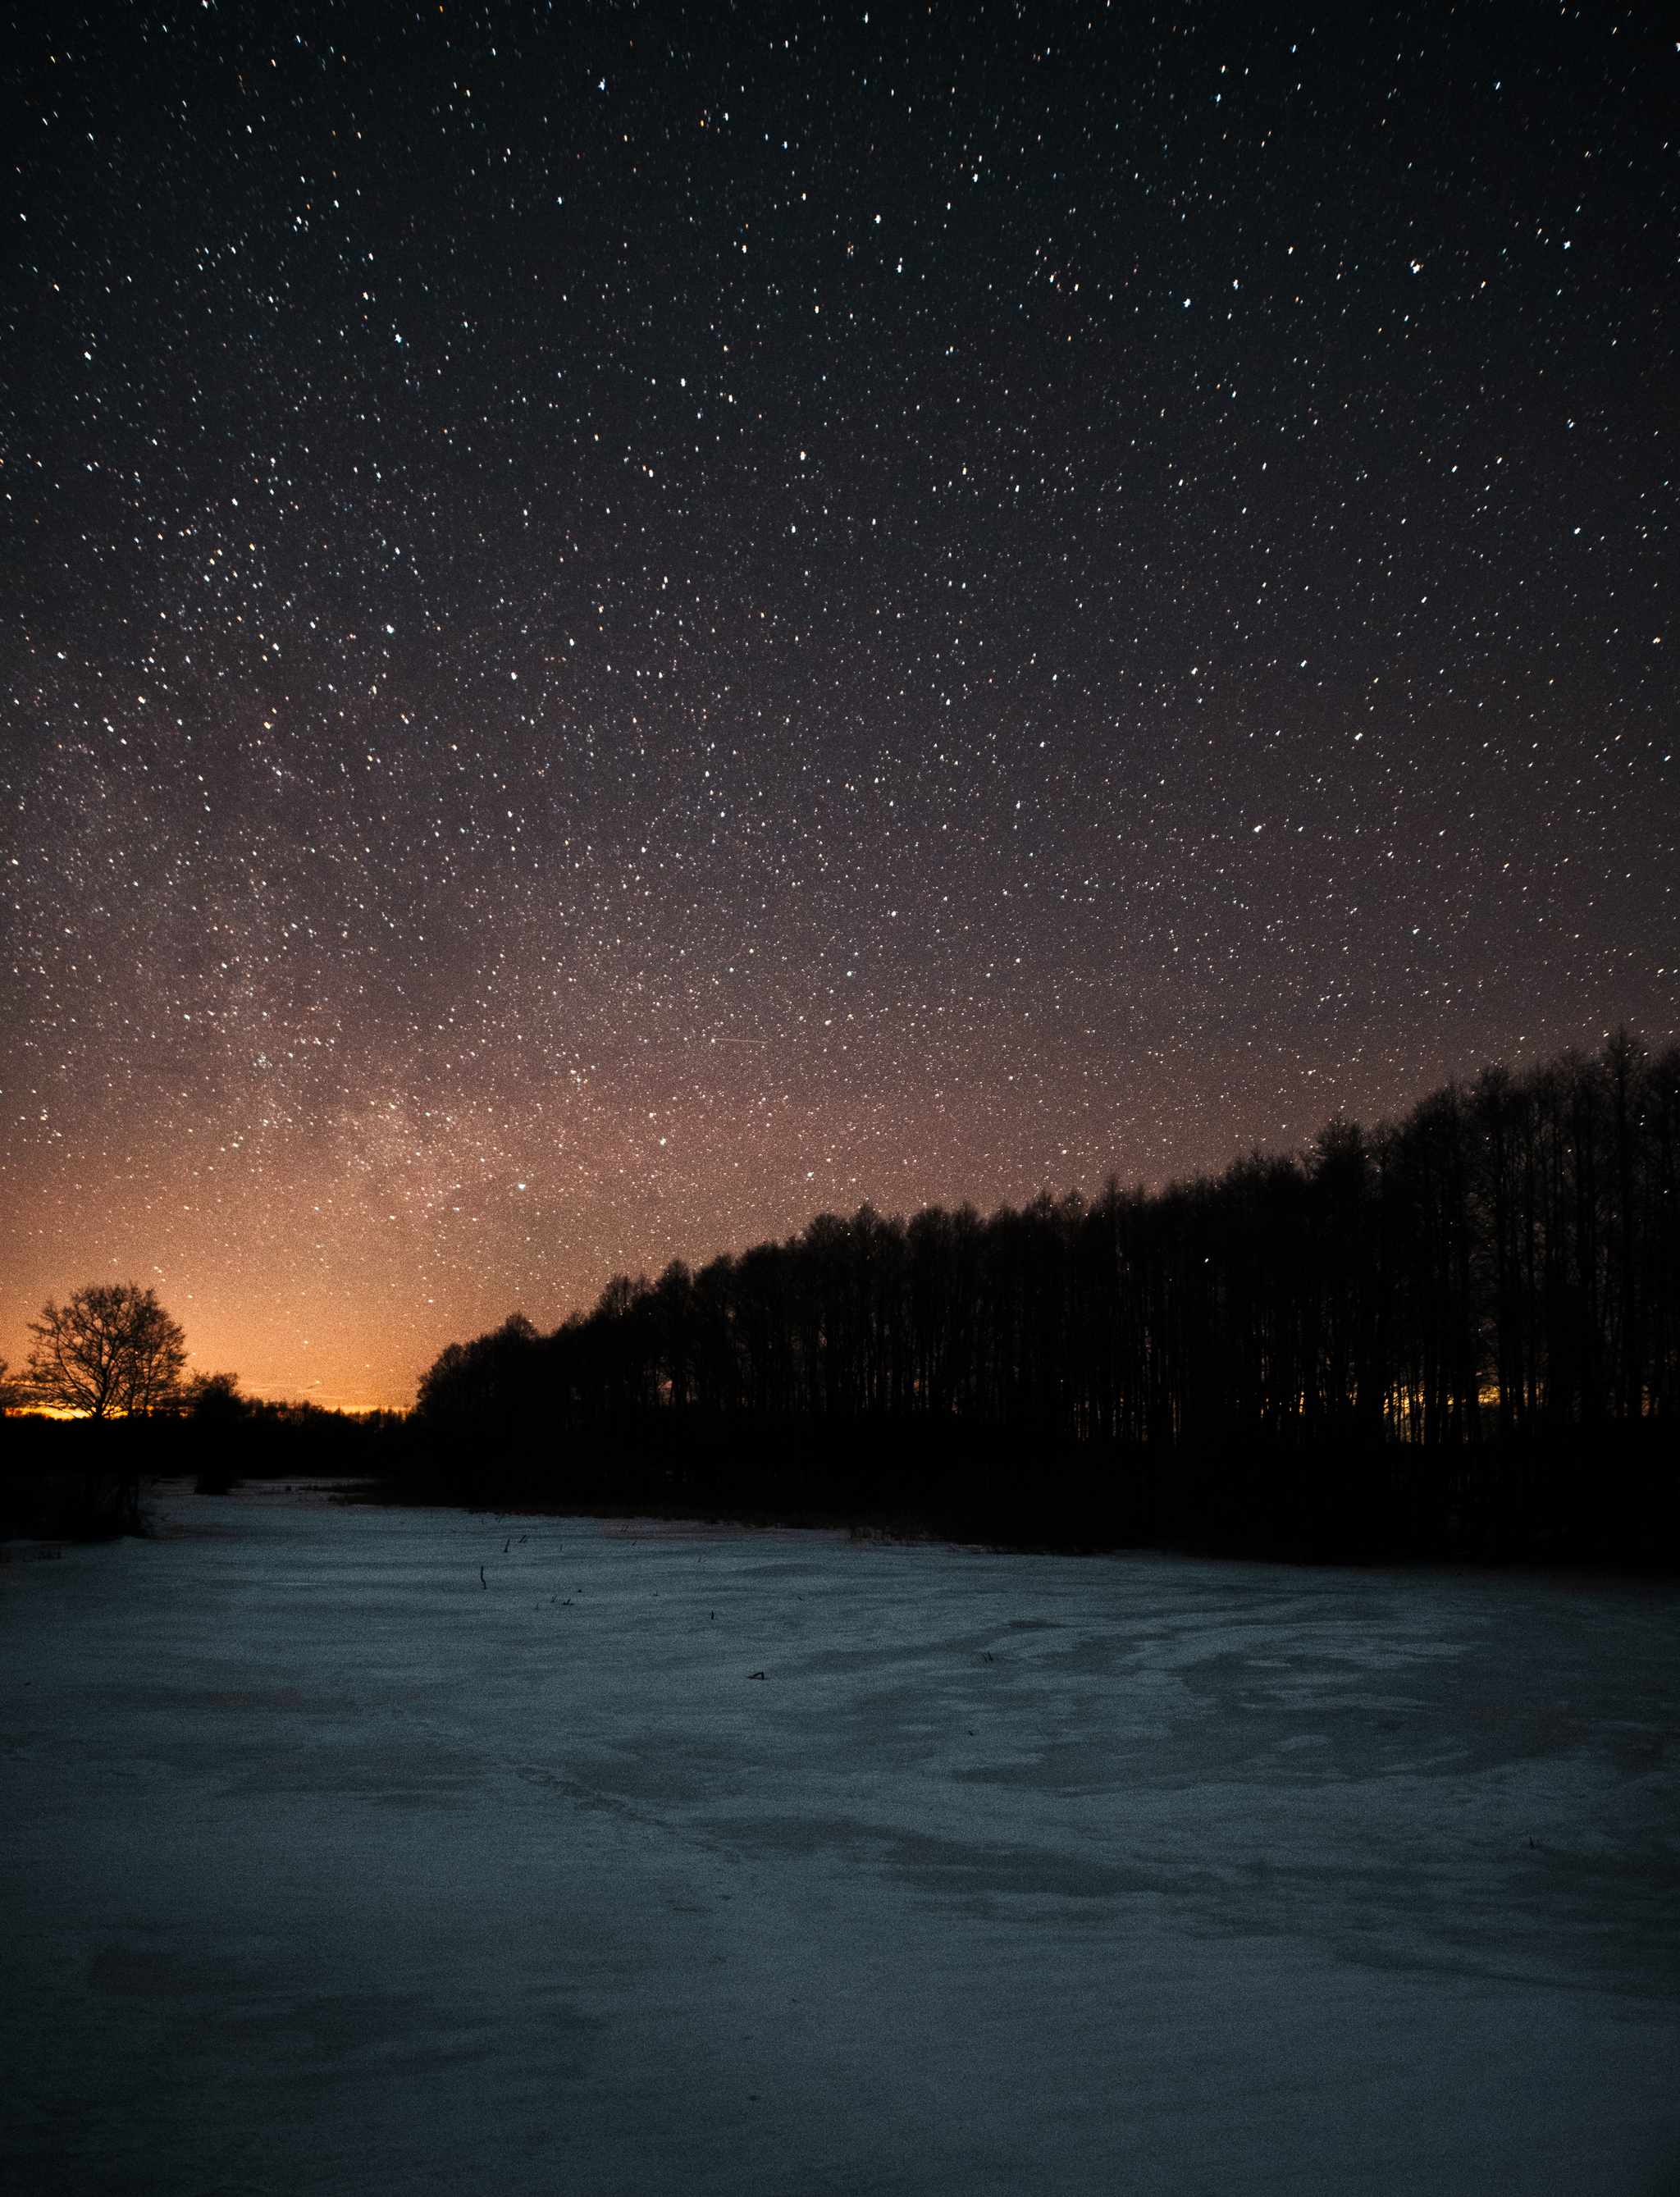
<box><xmin>6</xmin><ymin>1037</ymin><xmax>1673</xmax><ymax>1561</ymax></box>
<box><xmin>409</xmin><ymin>1035</ymin><xmax>1678</xmax><ymax>1561</ymax></box>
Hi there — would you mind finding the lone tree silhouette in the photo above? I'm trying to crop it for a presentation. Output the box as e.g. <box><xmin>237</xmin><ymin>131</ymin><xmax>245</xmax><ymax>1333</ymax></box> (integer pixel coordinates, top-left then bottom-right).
<box><xmin>25</xmin><ymin>1283</ymin><xmax>188</xmax><ymax>1418</ymax></box>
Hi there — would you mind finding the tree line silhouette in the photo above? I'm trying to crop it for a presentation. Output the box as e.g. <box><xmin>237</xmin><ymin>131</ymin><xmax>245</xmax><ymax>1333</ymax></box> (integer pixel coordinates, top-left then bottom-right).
<box><xmin>2</xmin><ymin>1292</ymin><xmax>403</xmax><ymax>1537</ymax></box>
<box><xmin>414</xmin><ymin>1035</ymin><xmax>1678</xmax><ymax>1559</ymax></box>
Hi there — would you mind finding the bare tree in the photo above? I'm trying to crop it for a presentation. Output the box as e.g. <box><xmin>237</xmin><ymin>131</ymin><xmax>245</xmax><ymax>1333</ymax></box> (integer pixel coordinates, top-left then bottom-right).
<box><xmin>25</xmin><ymin>1283</ymin><xmax>188</xmax><ymax>1418</ymax></box>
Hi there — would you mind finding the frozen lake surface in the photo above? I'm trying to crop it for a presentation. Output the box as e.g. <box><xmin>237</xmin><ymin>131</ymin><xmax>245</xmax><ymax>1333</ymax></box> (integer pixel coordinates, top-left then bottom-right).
<box><xmin>4</xmin><ymin>1484</ymin><xmax>1678</xmax><ymax>2197</ymax></box>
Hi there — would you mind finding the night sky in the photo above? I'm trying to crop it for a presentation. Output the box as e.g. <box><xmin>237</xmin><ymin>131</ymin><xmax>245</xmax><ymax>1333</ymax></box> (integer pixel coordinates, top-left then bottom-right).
<box><xmin>6</xmin><ymin>3</ymin><xmax>1673</xmax><ymax>1409</ymax></box>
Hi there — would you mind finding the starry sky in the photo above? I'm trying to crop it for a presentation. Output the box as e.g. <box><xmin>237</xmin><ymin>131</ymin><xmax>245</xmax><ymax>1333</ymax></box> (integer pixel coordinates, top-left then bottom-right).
<box><xmin>5</xmin><ymin>2</ymin><xmax>1673</xmax><ymax>1409</ymax></box>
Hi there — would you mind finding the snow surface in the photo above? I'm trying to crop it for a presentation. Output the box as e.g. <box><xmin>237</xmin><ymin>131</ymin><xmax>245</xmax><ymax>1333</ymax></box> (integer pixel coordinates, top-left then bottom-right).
<box><xmin>3</xmin><ymin>1483</ymin><xmax>1678</xmax><ymax>2196</ymax></box>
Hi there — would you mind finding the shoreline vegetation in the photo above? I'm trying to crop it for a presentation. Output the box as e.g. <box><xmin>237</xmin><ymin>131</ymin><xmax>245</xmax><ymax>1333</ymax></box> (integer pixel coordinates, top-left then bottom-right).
<box><xmin>0</xmin><ymin>1422</ymin><xmax>1673</xmax><ymax>1570</ymax></box>
<box><xmin>4</xmin><ymin>1035</ymin><xmax>1677</xmax><ymax>1567</ymax></box>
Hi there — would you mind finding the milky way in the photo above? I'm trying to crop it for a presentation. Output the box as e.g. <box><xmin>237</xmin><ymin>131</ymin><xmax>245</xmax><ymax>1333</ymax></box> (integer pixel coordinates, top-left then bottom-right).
<box><xmin>5</xmin><ymin>3</ymin><xmax>1673</xmax><ymax>1406</ymax></box>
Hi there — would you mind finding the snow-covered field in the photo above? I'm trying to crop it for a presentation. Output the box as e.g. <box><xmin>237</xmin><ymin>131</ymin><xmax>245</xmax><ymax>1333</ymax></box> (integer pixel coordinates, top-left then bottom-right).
<box><xmin>4</xmin><ymin>1483</ymin><xmax>1678</xmax><ymax>2196</ymax></box>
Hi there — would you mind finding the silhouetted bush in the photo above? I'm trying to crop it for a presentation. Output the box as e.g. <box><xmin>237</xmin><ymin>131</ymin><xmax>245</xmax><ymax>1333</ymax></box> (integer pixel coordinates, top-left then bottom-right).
<box><xmin>0</xmin><ymin>1399</ymin><xmax>408</xmax><ymax>1537</ymax></box>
